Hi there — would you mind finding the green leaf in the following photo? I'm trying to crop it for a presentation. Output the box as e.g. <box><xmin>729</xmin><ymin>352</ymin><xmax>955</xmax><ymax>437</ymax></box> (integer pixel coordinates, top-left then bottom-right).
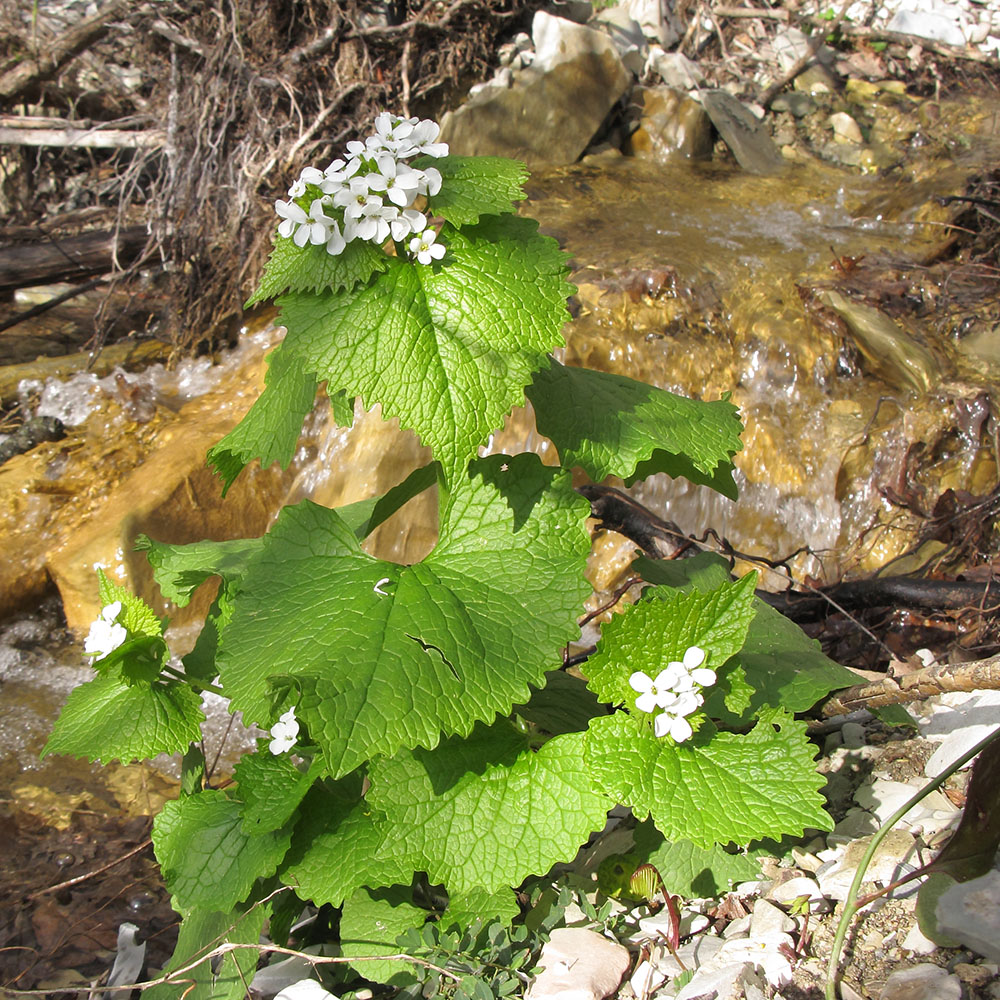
<box><xmin>42</xmin><ymin>673</ymin><xmax>204</xmax><ymax>764</ymax></box>
<box><xmin>280</xmin><ymin>777</ymin><xmax>413</xmax><ymax>906</ymax></box>
<box><xmin>145</xmin><ymin>904</ymin><xmax>268</xmax><ymax>1000</ymax></box>
<box><xmin>585</xmin><ymin>711</ymin><xmax>832</xmax><ymax>847</ymax></box>
<box><xmin>527</xmin><ymin>361</ymin><xmax>743</xmax><ymax>498</ymax></box>
<box><xmin>205</xmin><ymin>343</ymin><xmax>319</xmax><ymax>495</ymax></box>
<box><xmin>138</xmin><ymin>536</ymin><xmax>264</xmax><ymax>606</ymax></box>
<box><xmin>339</xmin><ymin>886</ymin><xmax>427</xmax><ymax>985</ymax></box>
<box><xmin>369</xmin><ymin>725</ymin><xmax>612</xmax><ymax>894</ymax></box>
<box><xmin>581</xmin><ymin>574</ymin><xmax>758</xmax><ymax>710</ymax></box>
<box><xmin>218</xmin><ymin>455</ymin><xmax>592</xmax><ymax>777</ymax></box>
<box><xmin>423</xmin><ymin>155</ymin><xmax>528</xmax><ymax>226</ymax></box>
<box><xmin>152</xmin><ymin>789</ymin><xmax>292</xmax><ymax>915</ymax></box>
<box><xmin>276</xmin><ymin>215</ymin><xmax>572</xmax><ymax>481</ymax></box>
<box><xmin>97</xmin><ymin>568</ymin><xmax>163</xmax><ymax>638</ymax></box>
<box><xmin>636</xmin><ymin>553</ymin><xmax>857</xmax><ymax>719</ymax></box>
<box><xmin>245</xmin><ymin>233</ymin><xmax>389</xmax><ymax>307</ymax></box>
<box><xmin>181</xmin><ymin>744</ymin><xmax>206</xmax><ymax>796</ymax></box>
<box><xmin>233</xmin><ymin>751</ymin><xmax>324</xmax><ymax>834</ymax></box>
<box><xmin>441</xmin><ymin>887</ymin><xmax>520</xmax><ymax>932</ymax></box>
<box><xmin>513</xmin><ymin>670</ymin><xmax>608</xmax><ymax>736</ymax></box>
<box><xmin>632</xmin><ymin>822</ymin><xmax>762</xmax><ymax>897</ymax></box>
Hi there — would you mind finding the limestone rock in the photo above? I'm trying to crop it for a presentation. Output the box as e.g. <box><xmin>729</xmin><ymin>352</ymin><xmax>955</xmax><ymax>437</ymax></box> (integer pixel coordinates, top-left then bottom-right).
<box><xmin>440</xmin><ymin>13</ymin><xmax>630</xmax><ymax>168</ymax></box>
<box><xmin>646</xmin><ymin>47</ymin><xmax>705</xmax><ymax>91</ymax></box>
<box><xmin>525</xmin><ymin>927</ymin><xmax>629</xmax><ymax>1000</ymax></box>
<box><xmin>698</xmin><ymin>90</ymin><xmax>784</xmax><ymax>175</ymax></box>
<box><xmin>590</xmin><ymin>4</ymin><xmax>647</xmax><ymax>75</ymax></box>
<box><xmin>879</xmin><ymin>963</ymin><xmax>962</xmax><ymax>1000</ymax></box>
<box><xmin>935</xmin><ymin>870</ymin><xmax>1000</xmax><ymax>962</ymax></box>
<box><xmin>627</xmin><ymin>86</ymin><xmax>714</xmax><ymax>163</ymax></box>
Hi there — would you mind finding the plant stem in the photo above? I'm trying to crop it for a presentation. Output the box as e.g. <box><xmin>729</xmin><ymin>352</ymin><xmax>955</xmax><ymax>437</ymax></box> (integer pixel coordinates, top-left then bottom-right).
<box><xmin>161</xmin><ymin>663</ymin><xmax>225</xmax><ymax>696</ymax></box>
<box><xmin>825</xmin><ymin>725</ymin><xmax>1000</xmax><ymax>1000</ymax></box>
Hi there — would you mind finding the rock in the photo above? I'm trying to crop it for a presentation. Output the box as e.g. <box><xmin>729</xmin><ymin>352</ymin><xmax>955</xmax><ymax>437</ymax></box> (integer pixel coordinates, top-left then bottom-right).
<box><xmin>768</xmin><ymin>875</ymin><xmax>826</xmax><ymax>912</ymax></box>
<box><xmin>626</xmin><ymin>86</ymin><xmax>714</xmax><ymax>163</ymax></box>
<box><xmin>648</xmin><ymin>935</ymin><xmax>725</xmax><ymax>976</ymax></box>
<box><xmin>749</xmin><ymin>899</ymin><xmax>796</xmax><ymax>937</ymax></box>
<box><xmin>901</xmin><ymin>922</ymin><xmax>939</xmax><ymax>955</ymax></box>
<box><xmin>629</xmin><ymin>959</ymin><xmax>666</xmax><ymax>998</ymax></box>
<box><xmin>770</xmin><ymin>91</ymin><xmax>817</xmax><ymax>117</ymax></box>
<box><xmin>817</xmin><ymin>830</ymin><xmax>919</xmax><ymax>901</ymax></box>
<box><xmin>698</xmin><ymin>89</ymin><xmax>784</xmax><ymax>175</ymax></box>
<box><xmin>854</xmin><ymin>778</ymin><xmax>958</xmax><ymax>837</ymax></box>
<box><xmin>935</xmin><ymin>870</ymin><xmax>1000</xmax><ymax>962</ymax></box>
<box><xmin>646</xmin><ymin>47</ymin><xmax>705</xmax><ymax>90</ymax></box>
<box><xmin>887</xmin><ymin>8</ymin><xmax>966</xmax><ymax>47</ymax></box>
<box><xmin>878</xmin><ymin>963</ymin><xmax>962</xmax><ymax>1000</ymax></box>
<box><xmin>590</xmin><ymin>5</ymin><xmax>647</xmax><ymax>75</ymax></box>
<box><xmin>829</xmin><ymin>111</ymin><xmax>864</xmax><ymax>144</ymax></box>
<box><xmin>618</xmin><ymin>0</ymin><xmax>682</xmax><ymax>49</ymax></box>
<box><xmin>921</xmin><ymin>690</ymin><xmax>1000</xmax><ymax>777</ymax></box>
<box><xmin>525</xmin><ymin>927</ymin><xmax>630</xmax><ymax>1000</ymax></box>
<box><xmin>440</xmin><ymin>13</ymin><xmax>631</xmax><ymax>168</ymax></box>
<box><xmin>676</xmin><ymin>962</ymin><xmax>767</xmax><ymax>1000</ymax></box>
<box><xmin>813</xmin><ymin>288</ymin><xmax>940</xmax><ymax>393</ymax></box>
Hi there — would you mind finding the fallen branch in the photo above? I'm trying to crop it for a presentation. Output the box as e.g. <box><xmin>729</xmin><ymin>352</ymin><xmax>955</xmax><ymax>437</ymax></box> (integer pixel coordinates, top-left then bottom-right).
<box><xmin>0</xmin><ymin>116</ymin><xmax>163</xmax><ymax>148</ymax></box>
<box><xmin>0</xmin><ymin>0</ymin><xmax>128</xmax><ymax>103</ymax></box>
<box><xmin>821</xmin><ymin>654</ymin><xmax>1000</xmax><ymax>716</ymax></box>
<box><xmin>0</xmin><ymin>226</ymin><xmax>148</xmax><ymax>293</ymax></box>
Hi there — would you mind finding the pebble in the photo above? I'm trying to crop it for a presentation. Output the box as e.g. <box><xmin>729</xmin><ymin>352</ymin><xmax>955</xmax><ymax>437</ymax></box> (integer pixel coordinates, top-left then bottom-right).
<box><xmin>768</xmin><ymin>875</ymin><xmax>827</xmax><ymax>912</ymax></box>
<box><xmin>901</xmin><ymin>922</ymin><xmax>938</xmax><ymax>955</ymax></box>
<box><xmin>525</xmin><ymin>927</ymin><xmax>630</xmax><ymax>1000</ymax></box>
<box><xmin>749</xmin><ymin>899</ymin><xmax>796</xmax><ymax>937</ymax></box>
<box><xmin>854</xmin><ymin>778</ymin><xmax>959</xmax><ymax>836</ymax></box>
<box><xmin>675</xmin><ymin>961</ymin><xmax>767</xmax><ymax>1000</ymax></box>
<box><xmin>879</xmin><ymin>963</ymin><xmax>962</xmax><ymax>1000</ymax></box>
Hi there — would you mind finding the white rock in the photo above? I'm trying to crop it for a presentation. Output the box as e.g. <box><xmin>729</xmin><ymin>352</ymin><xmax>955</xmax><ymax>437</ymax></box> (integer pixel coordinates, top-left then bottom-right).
<box><xmin>829</xmin><ymin>111</ymin><xmax>864</xmax><ymax>144</ymax></box>
<box><xmin>590</xmin><ymin>4</ymin><xmax>648</xmax><ymax>75</ymax></box>
<box><xmin>817</xmin><ymin>830</ymin><xmax>918</xmax><ymax>901</ymax></box>
<box><xmin>854</xmin><ymin>778</ymin><xmax>958</xmax><ymax>835</ymax></box>
<box><xmin>619</xmin><ymin>0</ymin><xmax>681</xmax><ymax>48</ymax></box>
<box><xmin>902</xmin><ymin>921</ymin><xmax>939</xmax><ymax>955</ymax></box>
<box><xmin>646</xmin><ymin>47</ymin><xmax>706</xmax><ymax>90</ymax></box>
<box><xmin>887</xmin><ymin>9</ymin><xmax>967</xmax><ymax>46</ymax></box>
<box><xmin>879</xmin><ymin>963</ymin><xmax>962</xmax><ymax>1000</ymax></box>
<box><xmin>629</xmin><ymin>959</ymin><xmax>666</xmax><ymax>999</ymax></box>
<box><xmin>723</xmin><ymin>914</ymin><xmax>752</xmax><ymax>939</ymax></box>
<box><xmin>921</xmin><ymin>690</ymin><xmax>1000</xmax><ymax>777</ymax></box>
<box><xmin>676</xmin><ymin>962</ymin><xmax>767</xmax><ymax>1000</ymax></box>
<box><xmin>935</xmin><ymin>870</ymin><xmax>1000</xmax><ymax>962</ymax></box>
<box><xmin>749</xmin><ymin>899</ymin><xmax>796</xmax><ymax>937</ymax></box>
<box><xmin>768</xmin><ymin>875</ymin><xmax>826</xmax><ymax>912</ymax></box>
<box><xmin>525</xmin><ymin>927</ymin><xmax>630</xmax><ymax>1000</ymax></box>
<box><xmin>649</xmin><ymin>935</ymin><xmax>725</xmax><ymax>977</ymax></box>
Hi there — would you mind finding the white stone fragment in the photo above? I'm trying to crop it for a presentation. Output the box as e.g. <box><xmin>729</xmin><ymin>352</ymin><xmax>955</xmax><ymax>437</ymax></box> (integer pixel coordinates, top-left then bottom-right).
<box><xmin>525</xmin><ymin>927</ymin><xmax>630</xmax><ymax>1000</ymax></box>
<box><xmin>878</xmin><ymin>963</ymin><xmax>962</xmax><ymax>1000</ymax></box>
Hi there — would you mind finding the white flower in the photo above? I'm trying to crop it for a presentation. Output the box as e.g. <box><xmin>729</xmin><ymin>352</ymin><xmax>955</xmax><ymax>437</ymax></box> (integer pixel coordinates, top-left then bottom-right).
<box><xmin>408</xmin><ymin>229</ymin><xmax>445</xmax><ymax>265</ymax></box>
<box><xmin>275</xmin><ymin>199</ymin><xmax>308</xmax><ymax>239</ymax></box>
<box><xmin>654</xmin><ymin>711</ymin><xmax>693</xmax><ymax>742</ymax></box>
<box><xmin>404</xmin><ymin>117</ymin><xmax>449</xmax><ymax>158</ymax></box>
<box><xmin>630</xmin><ymin>646</ymin><xmax>714</xmax><ymax>742</ymax></box>
<box><xmin>629</xmin><ymin>666</ymin><xmax>685</xmax><ymax>714</ymax></box>
<box><xmin>298</xmin><ymin>199</ymin><xmax>338</xmax><ymax>247</ymax></box>
<box><xmin>369</xmin><ymin>153</ymin><xmax>422</xmax><ymax>207</ymax></box>
<box><xmin>273</xmin><ymin>979</ymin><xmax>338</xmax><ymax>1000</ymax></box>
<box><xmin>269</xmin><ymin>707</ymin><xmax>299</xmax><ymax>755</ymax></box>
<box><xmin>389</xmin><ymin>207</ymin><xmax>426</xmax><ymax>242</ymax></box>
<box><xmin>84</xmin><ymin>601</ymin><xmax>127</xmax><ymax>658</ymax></box>
<box><xmin>416</xmin><ymin>165</ymin><xmax>443</xmax><ymax>196</ymax></box>
<box><xmin>324</xmin><ymin>220</ymin><xmax>346</xmax><ymax>256</ymax></box>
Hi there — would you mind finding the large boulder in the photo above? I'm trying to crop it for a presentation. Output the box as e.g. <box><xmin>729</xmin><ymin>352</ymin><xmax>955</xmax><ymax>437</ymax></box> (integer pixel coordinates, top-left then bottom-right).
<box><xmin>440</xmin><ymin>12</ymin><xmax>631</xmax><ymax>168</ymax></box>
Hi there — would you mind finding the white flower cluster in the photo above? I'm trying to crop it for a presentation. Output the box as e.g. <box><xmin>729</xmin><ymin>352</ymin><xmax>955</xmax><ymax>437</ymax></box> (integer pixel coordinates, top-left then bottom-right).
<box><xmin>275</xmin><ymin>113</ymin><xmax>449</xmax><ymax>261</ymax></box>
<box><xmin>629</xmin><ymin>645</ymin><xmax>716</xmax><ymax>743</ymax></box>
<box><xmin>269</xmin><ymin>706</ymin><xmax>299</xmax><ymax>755</ymax></box>
<box><xmin>84</xmin><ymin>601</ymin><xmax>127</xmax><ymax>659</ymax></box>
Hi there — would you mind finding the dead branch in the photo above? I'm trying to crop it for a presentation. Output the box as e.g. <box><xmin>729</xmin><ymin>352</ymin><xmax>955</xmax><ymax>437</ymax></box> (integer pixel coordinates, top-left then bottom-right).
<box><xmin>0</xmin><ymin>116</ymin><xmax>163</xmax><ymax>148</ymax></box>
<box><xmin>821</xmin><ymin>654</ymin><xmax>1000</xmax><ymax>716</ymax></box>
<box><xmin>0</xmin><ymin>0</ymin><xmax>128</xmax><ymax>102</ymax></box>
<box><xmin>0</xmin><ymin>226</ymin><xmax>148</xmax><ymax>293</ymax></box>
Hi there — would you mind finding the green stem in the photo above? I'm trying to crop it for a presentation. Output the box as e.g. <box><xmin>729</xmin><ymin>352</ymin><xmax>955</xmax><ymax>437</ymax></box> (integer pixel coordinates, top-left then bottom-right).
<box><xmin>825</xmin><ymin>725</ymin><xmax>1000</xmax><ymax>1000</ymax></box>
<box><xmin>161</xmin><ymin>663</ymin><xmax>225</xmax><ymax>697</ymax></box>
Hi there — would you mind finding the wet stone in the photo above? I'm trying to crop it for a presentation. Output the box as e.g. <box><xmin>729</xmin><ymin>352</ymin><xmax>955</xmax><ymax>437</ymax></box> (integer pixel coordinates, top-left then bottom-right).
<box><xmin>699</xmin><ymin>89</ymin><xmax>784</xmax><ymax>174</ymax></box>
